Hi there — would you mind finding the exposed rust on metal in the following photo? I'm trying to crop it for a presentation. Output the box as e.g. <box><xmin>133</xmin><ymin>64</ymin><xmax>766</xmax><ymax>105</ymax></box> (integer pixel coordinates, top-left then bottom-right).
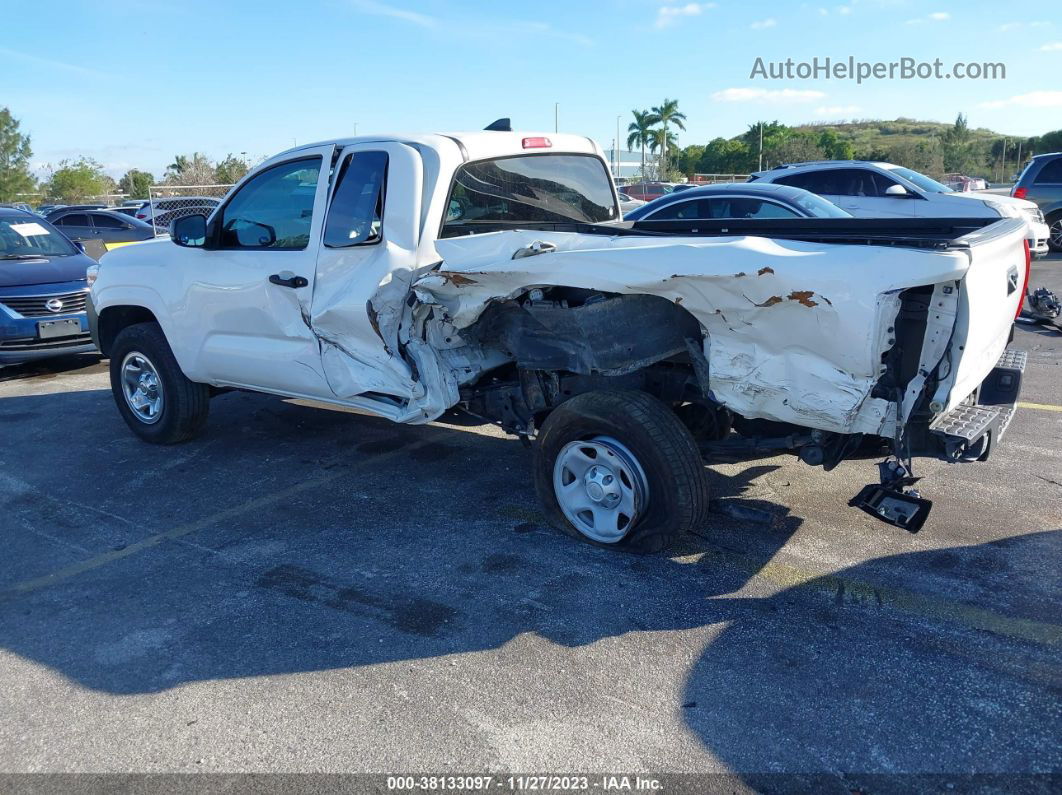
<box><xmin>754</xmin><ymin>295</ymin><xmax>783</xmax><ymax>308</ymax></box>
<box><xmin>441</xmin><ymin>272</ymin><xmax>479</xmax><ymax>287</ymax></box>
<box><xmin>788</xmin><ymin>290</ymin><xmax>818</xmax><ymax>308</ymax></box>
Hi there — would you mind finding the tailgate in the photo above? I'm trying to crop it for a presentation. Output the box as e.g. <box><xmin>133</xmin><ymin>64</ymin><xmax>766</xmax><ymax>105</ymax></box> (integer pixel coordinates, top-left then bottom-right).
<box><xmin>940</xmin><ymin>218</ymin><xmax>1027</xmax><ymax>411</ymax></box>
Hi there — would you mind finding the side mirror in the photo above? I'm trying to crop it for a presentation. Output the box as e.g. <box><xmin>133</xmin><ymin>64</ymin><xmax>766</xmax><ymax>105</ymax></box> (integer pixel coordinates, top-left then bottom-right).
<box><xmin>884</xmin><ymin>184</ymin><xmax>910</xmax><ymax>197</ymax></box>
<box><xmin>172</xmin><ymin>214</ymin><xmax>208</xmax><ymax>247</ymax></box>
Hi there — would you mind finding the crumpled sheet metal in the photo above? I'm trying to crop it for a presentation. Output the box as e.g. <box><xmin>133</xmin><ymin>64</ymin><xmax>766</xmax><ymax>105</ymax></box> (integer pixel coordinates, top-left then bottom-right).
<box><xmin>414</xmin><ymin>229</ymin><xmax>968</xmax><ymax>435</ymax></box>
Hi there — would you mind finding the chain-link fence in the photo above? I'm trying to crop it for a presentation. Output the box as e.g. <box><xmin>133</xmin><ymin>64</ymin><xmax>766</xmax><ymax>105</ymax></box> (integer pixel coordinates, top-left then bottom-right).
<box><xmin>690</xmin><ymin>174</ymin><xmax>751</xmax><ymax>184</ymax></box>
<box><xmin>144</xmin><ymin>184</ymin><xmax>234</xmax><ymax>236</ymax></box>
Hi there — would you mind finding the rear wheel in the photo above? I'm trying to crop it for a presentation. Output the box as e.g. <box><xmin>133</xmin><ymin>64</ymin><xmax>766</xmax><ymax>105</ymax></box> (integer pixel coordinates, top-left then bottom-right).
<box><xmin>109</xmin><ymin>322</ymin><xmax>209</xmax><ymax>444</ymax></box>
<box><xmin>533</xmin><ymin>390</ymin><xmax>710</xmax><ymax>553</ymax></box>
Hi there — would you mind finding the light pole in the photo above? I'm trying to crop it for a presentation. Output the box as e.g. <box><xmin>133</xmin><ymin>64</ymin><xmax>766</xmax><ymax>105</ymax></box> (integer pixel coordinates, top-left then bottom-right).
<box><xmin>554</xmin><ymin>103</ymin><xmax>559</xmax><ymax>133</ymax></box>
<box><xmin>616</xmin><ymin>115</ymin><xmax>621</xmax><ymax>178</ymax></box>
<box><xmin>758</xmin><ymin>122</ymin><xmax>763</xmax><ymax>172</ymax></box>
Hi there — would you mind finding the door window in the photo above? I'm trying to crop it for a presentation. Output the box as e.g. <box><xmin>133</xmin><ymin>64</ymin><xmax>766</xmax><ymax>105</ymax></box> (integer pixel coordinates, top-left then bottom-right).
<box><xmin>324</xmin><ymin>151</ymin><xmax>387</xmax><ymax>247</ymax></box>
<box><xmin>218</xmin><ymin>157</ymin><xmax>322</xmax><ymax>249</ymax></box>
<box><xmin>648</xmin><ymin>199</ymin><xmax>705</xmax><ymax>220</ymax></box>
<box><xmin>777</xmin><ymin>168</ymin><xmax>881</xmax><ymax>196</ymax></box>
<box><xmin>56</xmin><ymin>213</ymin><xmax>90</xmax><ymax>227</ymax></box>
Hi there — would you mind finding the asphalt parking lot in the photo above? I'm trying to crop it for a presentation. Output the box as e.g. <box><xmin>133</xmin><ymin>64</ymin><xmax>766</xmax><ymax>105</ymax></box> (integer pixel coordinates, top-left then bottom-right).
<box><xmin>0</xmin><ymin>257</ymin><xmax>1060</xmax><ymax>779</ymax></box>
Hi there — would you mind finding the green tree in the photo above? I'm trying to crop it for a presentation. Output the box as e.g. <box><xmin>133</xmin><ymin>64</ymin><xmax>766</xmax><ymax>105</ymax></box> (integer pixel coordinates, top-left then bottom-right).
<box><xmin>646</xmin><ymin>98</ymin><xmax>686</xmax><ymax>174</ymax></box>
<box><xmin>767</xmin><ymin>133</ymin><xmax>825</xmax><ymax>168</ymax></box>
<box><xmin>742</xmin><ymin>121</ymin><xmax>789</xmax><ymax>170</ymax></box>
<box><xmin>41</xmin><ymin>158</ymin><xmax>108</xmax><ymax>202</ymax></box>
<box><xmin>885</xmin><ymin>139</ymin><xmax>944</xmax><ymax>177</ymax></box>
<box><xmin>626</xmin><ymin>110</ymin><xmax>654</xmax><ymax>176</ymax></box>
<box><xmin>698</xmin><ymin>137</ymin><xmax>753</xmax><ymax>174</ymax></box>
<box><xmin>166</xmin><ymin>154</ymin><xmax>189</xmax><ymax>176</ymax></box>
<box><xmin>941</xmin><ymin>113</ymin><xmax>975</xmax><ymax>173</ymax></box>
<box><xmin>676</xmin><ymin>144</ymin><xmax>705</xmax><ymax>178</ymax></box>
<box><xmin>816</xmin><ymin>129</ymin><xmax>855</xmax><ymax>160</ymax></box>
<box><xmin>118</xmin><ymin>169</ymin><xmax>154</xmax><ymax>200</ymax></box>
<box><xmin>214</xmin><ymin>154</ymin><xmax>250</xmax><ymax>185</ymax></box>
<box><xmin>0</xmin><ymin>107</ymin><xmax>35</xmax><ymax>203</ymax></box>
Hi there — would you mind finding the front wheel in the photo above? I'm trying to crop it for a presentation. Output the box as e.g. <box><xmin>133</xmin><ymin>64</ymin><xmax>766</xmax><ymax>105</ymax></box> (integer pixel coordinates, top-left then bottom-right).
<box><xmin>532</xmin><ymin>390</ymin><xmax>710</xmax><ymax>553</ymax></box>
<box><xmin>109</xmin><ymin>322</ymin><xmax>210</xmax><ymax>444</ymax></box>
<box><xmin>1047</xmin><ymin>212</ymin><xmax>1062</xmax><ymax>253</ymax></box>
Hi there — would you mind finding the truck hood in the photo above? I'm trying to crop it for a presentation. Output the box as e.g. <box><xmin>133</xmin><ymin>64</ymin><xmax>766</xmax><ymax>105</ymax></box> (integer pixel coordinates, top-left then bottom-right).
<box><xmin>0</xmin><ymin>252</ymin><xmax>94</xmax><ymax>288</ymax></box>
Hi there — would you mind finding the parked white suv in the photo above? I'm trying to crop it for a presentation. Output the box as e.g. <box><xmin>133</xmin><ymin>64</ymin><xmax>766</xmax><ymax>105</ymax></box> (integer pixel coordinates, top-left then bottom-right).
<box><xmin>750</xmin><ymin>161</ymin><xmax>1050</xmax><ymax>258</ymax></box>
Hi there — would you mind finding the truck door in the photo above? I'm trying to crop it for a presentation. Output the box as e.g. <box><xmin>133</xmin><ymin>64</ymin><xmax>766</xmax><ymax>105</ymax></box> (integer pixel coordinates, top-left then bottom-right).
<box><xmin>308</xmin><ymin>142</ymin><xmax>425</xmax><ymax>404</ymax></box>
<box><xmin>179</xmin><ymin>145</ymin><xmax>336</xmax><ymax>397</ymax></box>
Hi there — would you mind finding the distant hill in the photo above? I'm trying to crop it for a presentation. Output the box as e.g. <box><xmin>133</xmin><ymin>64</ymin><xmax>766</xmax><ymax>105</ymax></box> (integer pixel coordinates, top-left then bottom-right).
<box><xmin>788</xmin><ymin>117</ymin><xmax>1017</xmax><ymax>154</ymax></box>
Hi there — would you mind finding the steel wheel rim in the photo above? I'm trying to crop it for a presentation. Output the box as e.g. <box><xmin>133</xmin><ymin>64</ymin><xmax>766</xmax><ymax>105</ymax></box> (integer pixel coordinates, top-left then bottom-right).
<box><xmin>120</xmin><ymin>351</ymin><xmax>164</xmax><ymax>424</ymax></box>
<box><xmin>1050</xmin><ymin>219</ymin><xmax>1062</xmax><ymax>248</ymax></box>
<box><xmin>553</xmin><ymin>435</ymin><xmax>649</xmax><ymax>543</ymax></box>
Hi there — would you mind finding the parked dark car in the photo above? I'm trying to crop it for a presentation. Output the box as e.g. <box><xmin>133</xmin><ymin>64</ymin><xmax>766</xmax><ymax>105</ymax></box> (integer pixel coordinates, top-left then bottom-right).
<box><xmin>1013</xmin><ymin>152</ymin><xmax>1062</xmax><ymax>252</ymax></box>
<box><xmin>621</xmin><ymin>182</ymin><xmax>674</xmax><ymax>201</ymax></box>
<box><xmin>110</xmin><ymin>205</ymin><xmax>145</xmax><ymax>218</ymax></box>
<box><xmin>43</xmin><ymin>204</ymin><xmax>105</xmax><ymax>217</ymax></box>
<box><xmin>46</xmin><ymin>209</ymin><xmax>156</xmax><ymax>245</ymax></box>
<box><xmin>623</xmin><ymin>182</ymin><xmax>852</xmax><ymax>222</ymax></box>
<box><xmin>0</xmin><ymin>209</ymin><xmax>97</xmax><ymax>365</ymax></box>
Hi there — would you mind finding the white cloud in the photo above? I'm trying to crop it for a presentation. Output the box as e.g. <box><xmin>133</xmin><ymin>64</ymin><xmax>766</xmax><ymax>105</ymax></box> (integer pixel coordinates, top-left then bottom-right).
<box><xmin>978</xmin><ymin>91</ymin><xmax>1062</xmax><ymax>109</ymax></box>
<box><xmin>347</xmin><ymin>0</ymin><xmax>436</xmax><ymax>27</ymax></box>
<box><xmin>1041</xmin><ymin>41</ymin><xmax>1062</xmax><ymax>51</ymax></box>
<box><xmin>711</xmin><ymin>87</ymin><xmax>827</xmax><ymax>103</ymax></box>
<box><xmin>750</xmin><ymin>18</ymin><xmax>777</xmax><ymax>29</ymax></box>
<box><xmin>814</xmin><ymin>104</ymin><xmax>862</xmax><ymax>115</ymax></box>
<box><xmin>837</xmin><ymin>5</ymin><xmax>852</xmax><ymax>15</ymax></box>
<box><xmin>655</xmin><ymin>2</ymin><xmax>716</xmax><ymax>29</ymax></box>
<box><xmin>818</xmin><ymin>7</ymin><xmax>829</xmax><ymax>15</ymax></box>
<box><xmin>906</xmin><ymin>11</ymin><xmax>950</xmax><ymax>24</ymax></box>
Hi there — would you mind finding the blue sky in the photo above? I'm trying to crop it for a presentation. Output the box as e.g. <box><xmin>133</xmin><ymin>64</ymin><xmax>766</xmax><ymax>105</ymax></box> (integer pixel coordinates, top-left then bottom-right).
<box><xmin>4</xmin><ymin>0</ymin><xmax>1060</xmax><ymax>178</ymax></box>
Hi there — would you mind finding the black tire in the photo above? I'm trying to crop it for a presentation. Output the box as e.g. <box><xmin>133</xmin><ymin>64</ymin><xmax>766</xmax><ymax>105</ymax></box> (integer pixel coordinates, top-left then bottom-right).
<box><xmin>109</xmin><ymin>322</ymin><xmax>210</xmax><ymax>444</ymax></box>
<box><xmin>532</xmin><ymin>390</ymin><xmax>710</xmax><ymax>553</ymax></box>
<box><xmin>1047</xmin><ymin>212</ymin><xmax>1062</xmax><ymax>253</ymax></box>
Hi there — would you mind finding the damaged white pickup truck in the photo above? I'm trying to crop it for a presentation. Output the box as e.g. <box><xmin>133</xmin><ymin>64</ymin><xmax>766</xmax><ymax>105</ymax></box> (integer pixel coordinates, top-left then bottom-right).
<box><xmin>89</xmin><ymin>124</ymin><xmax>1029</xmax><ymax>551</ymax></box>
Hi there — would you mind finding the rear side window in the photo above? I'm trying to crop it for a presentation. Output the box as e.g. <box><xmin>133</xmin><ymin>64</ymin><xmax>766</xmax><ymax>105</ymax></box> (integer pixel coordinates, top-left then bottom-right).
<box><xmin>777</xmin><ymin>168</ymin><xmax>880</xmax><ymax>196</ymax></box>
<box><xmin>442</xmin><ymin>154</ymin><xmax>617</xmax><ymax>235</ymax></box>
<box><xmin>324</xmin><ymin>151</ymin><xmax>387</xmax><ymax>247</ymax></box>
<box><xmin>91</xmin><ymin>213</ymin><xmax>126</xmax><ymax>229</ymax></box>
<box><xmin>1034</xmin><ymin>157</ymin><xmax>1062</xmax><ymax>183</ymax></box>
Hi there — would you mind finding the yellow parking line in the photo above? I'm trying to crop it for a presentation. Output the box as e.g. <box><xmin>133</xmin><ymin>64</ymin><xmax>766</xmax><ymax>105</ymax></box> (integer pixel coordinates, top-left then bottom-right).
<box><xmin>1018</xmin><ymin>401</ymin><xmax>1062</xmax><ymax>413</ymax></box>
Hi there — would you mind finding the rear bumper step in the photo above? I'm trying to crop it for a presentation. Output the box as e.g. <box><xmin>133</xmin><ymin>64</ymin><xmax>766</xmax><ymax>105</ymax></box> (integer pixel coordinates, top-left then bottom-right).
<box><xmin>930</xmin><ymin>349</ymin><xmax>1026</xmax><ymax>462</ymax></box>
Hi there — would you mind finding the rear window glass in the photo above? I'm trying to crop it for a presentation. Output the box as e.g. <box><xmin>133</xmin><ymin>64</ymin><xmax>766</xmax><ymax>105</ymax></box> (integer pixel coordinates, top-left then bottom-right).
<box><xmin>442</xmin><ymin>154</ymin><xmax>617</xmax><ymax>235</ymax></box>
<box><xmin>1034</xmin><ymin>157</ymin><xmax>1062</xmax><ymax>183</ymax></box>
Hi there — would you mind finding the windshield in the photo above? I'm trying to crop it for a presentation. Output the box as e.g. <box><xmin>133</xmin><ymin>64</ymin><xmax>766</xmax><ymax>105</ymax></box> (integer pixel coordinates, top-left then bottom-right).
<box><xmin>443</xmin><ymin>154</ymin><xmax>618</xmax><ymax>235</ymax></box>
<box><xmin>0</xmin><ymin>217</ymin><xmax>77</xmax><ymax>257</ymax></box>
<box><xmin>888</xmin><ymin>166</ymin><xmax>954</xmax><ymax>194</ymax></box>
<box><xmin>786</xmin><ymin>190</ymin><xmax>851</xmax><ymax>218</ymax></box>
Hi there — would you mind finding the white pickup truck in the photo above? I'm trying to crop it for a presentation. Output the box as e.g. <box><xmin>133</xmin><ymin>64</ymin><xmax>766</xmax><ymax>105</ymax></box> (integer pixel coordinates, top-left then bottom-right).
<box><xmin>89</xmin><ymin>124</ymin><xmax>1029</xmax><ymax>551</ymax></box>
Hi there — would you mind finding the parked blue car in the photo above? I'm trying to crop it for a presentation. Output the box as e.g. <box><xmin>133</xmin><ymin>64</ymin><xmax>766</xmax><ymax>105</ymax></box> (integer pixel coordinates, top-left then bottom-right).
<box><xmin>0</xmin><ymin>208</ymin><xmax>98</xmax><ymax>366</ymax></box>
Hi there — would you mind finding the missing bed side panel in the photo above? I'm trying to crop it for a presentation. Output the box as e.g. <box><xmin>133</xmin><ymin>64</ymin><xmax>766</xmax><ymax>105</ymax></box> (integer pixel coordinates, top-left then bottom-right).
<box><xmin>462</xmin><ymin>292</ymin><xmax>702</xmax><ymax>376</ymax></box>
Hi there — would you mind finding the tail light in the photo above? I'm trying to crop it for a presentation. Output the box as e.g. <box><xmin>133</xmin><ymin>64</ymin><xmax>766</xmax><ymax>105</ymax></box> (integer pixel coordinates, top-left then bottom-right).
<box><xmin>136</xmin><ymin>213</ymin><xmax>146</xmax><ymax>219</ymax></box>
<box><xmin>522</xmin><ymin>137</ymin><xmax>552</xmax><ymax>149</ymax></box>
<box><xmin>1016</xmin><ymin>239</ymin><xmax>1030</xmax><ymax>320</ymax></box>
<box><xmin>1012</xmin><ymin>186</ymin><xmax>1027</xmax><ymax>199</ymax></box>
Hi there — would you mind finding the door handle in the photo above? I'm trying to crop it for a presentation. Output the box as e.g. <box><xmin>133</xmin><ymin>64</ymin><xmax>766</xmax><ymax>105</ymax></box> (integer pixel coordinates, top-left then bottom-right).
<box><xmin>269</xmin><ymin>272</ymin><xmax>308</xmax><ymax>289</ymax></box>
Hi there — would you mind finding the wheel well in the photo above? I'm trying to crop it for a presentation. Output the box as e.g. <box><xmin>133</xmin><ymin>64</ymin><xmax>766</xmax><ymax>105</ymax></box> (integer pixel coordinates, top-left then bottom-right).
<box><xmin>97</xmin><ymin>305</ymin><xmax>159</xmax><ymax>357</ymax></box>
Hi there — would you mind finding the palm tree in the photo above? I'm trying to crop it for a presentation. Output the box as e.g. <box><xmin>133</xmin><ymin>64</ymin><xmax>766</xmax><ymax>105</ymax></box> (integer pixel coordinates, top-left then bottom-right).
<box><xmin>166</xmin><ymin>154</ymin><xmax>189</xmax><ymax>177</ymax></box>
<box><xmin>626</xmin><ymin>110</ymin><xmax>654</xmax><ymax>176</ymax></box>
<box><xmin>648</xmin><ymin>128</ymin><xmax>678</xmax><ymax>177</ymax></box>
<box><xmin>647</xmin><ymin>98</ymin><xmax>687</xmax><ymax>175</ymax></box>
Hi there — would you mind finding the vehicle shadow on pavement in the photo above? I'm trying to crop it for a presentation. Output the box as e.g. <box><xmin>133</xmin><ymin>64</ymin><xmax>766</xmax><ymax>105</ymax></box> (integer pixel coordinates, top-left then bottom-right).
<box><xmin>0</xmin><ymin>386</ymin><xmax>1059</xmax><ymax>771</ymax></box>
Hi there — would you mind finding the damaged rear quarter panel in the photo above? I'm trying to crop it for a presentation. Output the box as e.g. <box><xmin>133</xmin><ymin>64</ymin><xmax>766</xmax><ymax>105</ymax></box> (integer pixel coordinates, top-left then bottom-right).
<box><xmin>414</xmin><ymin>230</ymin><xmax>969</xmax><ymax>435</ymax></box>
